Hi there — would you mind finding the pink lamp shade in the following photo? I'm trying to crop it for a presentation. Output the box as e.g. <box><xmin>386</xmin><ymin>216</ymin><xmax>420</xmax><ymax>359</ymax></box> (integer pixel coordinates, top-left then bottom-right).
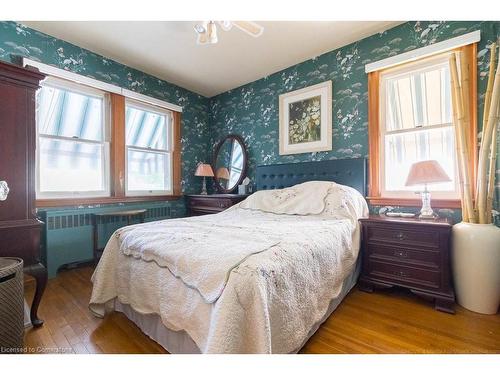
<box><xmin>216</xmin><ymin>167</ymin><xmax>230</xmax><ymax>180</ymax></box>
<box><xmin>194</xmin><ymin>163</ymin><xmax>214</xmax><ymax>177</ymax></box>
<box><xmin>405</xmin><ymin>160</ymin><xmax>451</xmax><ymax>186</ymax></box>
<box><xmin>195</xmin><ymin>163</ymin><xmax>214</xmax><ymax>177</ymax></box>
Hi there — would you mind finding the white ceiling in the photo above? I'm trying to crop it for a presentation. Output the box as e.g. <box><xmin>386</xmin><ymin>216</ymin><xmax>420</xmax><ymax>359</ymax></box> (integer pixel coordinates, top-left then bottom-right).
<box><xmin>21</xmin><ymin>21</ymin><xmax>401</xmax><ymax>97</ymax></box>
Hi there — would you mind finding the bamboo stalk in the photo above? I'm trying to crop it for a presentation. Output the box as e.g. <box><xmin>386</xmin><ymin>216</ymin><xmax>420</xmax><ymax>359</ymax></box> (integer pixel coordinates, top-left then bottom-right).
<box><xmin>483</xmin><ymin>42</ymin><xmax>497</xmax><ymax>137</ymax></box>
<box><xmin>485</xmin><ymin>42</ymin><xmax>498</xmax><ymax>224</ymax></box>
<box><xmin>486</xmin><ymin>115</ymin><xmax>498</xmax><ymax>223</ymax></box>
<box><xmin>460</xmin><ymin>49</ymin><xmax>471</xmax><ymax>162</ymax></box>
<box><xmin>450</xmin><ymin>54</ymin><xmax>467</xmax><ymax>221</ymax></box>
<box><xmin>459</xmin><ymin>49</ymin><xmax>474</xmax><ymax>221</ymax></box>
<box><xmin>477</xmin><ymin>47</ymin><xmax>500</xmax><ymax>223</ymax></box>
<box><xmin>450</xmin><ymin>53</ymin><xmax>475</xmax><ymax>222</ymax></box>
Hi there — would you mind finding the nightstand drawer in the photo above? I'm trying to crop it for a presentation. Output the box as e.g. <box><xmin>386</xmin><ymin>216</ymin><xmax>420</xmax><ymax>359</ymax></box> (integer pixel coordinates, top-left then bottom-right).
<box><xmin>189</xmin><ymin>198</ymin><xmax>232</xmax><ymax>209</ymax></box>
<box><xmin>185</xmin><ymin>194</ymin><xmax>249</xmax><ymax>216</ymax></box>
<box><xmin>367</xmin><ymin>243</ymin><xmax>440</xmax><ymax>268</ymax></box>
<box><xmin>366</xmin><ymin>226</ymin><xmax>440</xmax><ymax>249</ymax></box>
<box><xmin>368</xmin><ymin>259</ymin><xmax>441</xmax><ymax>289</ymax></box>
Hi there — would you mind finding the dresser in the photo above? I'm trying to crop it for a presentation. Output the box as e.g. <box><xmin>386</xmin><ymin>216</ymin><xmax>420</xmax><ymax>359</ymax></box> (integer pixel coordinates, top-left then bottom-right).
<box><xmin>0</xmin><ymin>61</ymin><xmax>46</xmax><ymax>326</ymax></box>
<box><xmin>358</xmin><ymin>215</ymin><xmax>455</xmax><ymax>313</ymax></box>
<box><xmin>185</xmin><ymin>194</ymin><xmax>249</xmax><ymax>216</ymax></box>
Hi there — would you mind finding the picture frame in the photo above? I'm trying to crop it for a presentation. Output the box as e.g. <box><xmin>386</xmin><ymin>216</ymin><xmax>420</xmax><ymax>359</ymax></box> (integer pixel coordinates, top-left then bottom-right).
<box><xmin>279</xmin><ymin>80</ymin><xmax>332</xmax><ymax>155</ymax></box>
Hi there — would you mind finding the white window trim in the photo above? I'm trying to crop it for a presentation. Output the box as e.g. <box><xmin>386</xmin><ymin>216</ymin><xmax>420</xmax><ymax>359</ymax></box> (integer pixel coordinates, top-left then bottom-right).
<box><xmin>23</xmin><ymin>58</ymin><xmax>183</xmax><ymax>113</ymax></box>
<box><xmin>124</xmin><ymin>99</ymin><xmax>174</xmax><ymax>197</ymax></box>
<box><xmin>378</xmin><ymin>52</ymin><xmax>460</xmax><ymax>200</ymax></box>
<box><xmin>365</xmin><ymin>30</ymin><xmax>480</xmax><ymax>73</ymax></box>
<box><xmin>36</xmin><ymin>77</ymin><xmax>111</xmax><ymax>199</ymax></box>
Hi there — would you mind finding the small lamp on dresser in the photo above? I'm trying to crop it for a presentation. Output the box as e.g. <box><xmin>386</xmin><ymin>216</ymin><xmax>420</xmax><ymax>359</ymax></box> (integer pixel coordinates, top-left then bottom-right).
<box><xmin>405</xmin><ymin>160</ymin><xmax>451</xmax><ymax>219</ymax></box>
<box><xmin>195</xmin><ymin>163</ymin><xmax>214</xmax><ymax>195</ymax></box>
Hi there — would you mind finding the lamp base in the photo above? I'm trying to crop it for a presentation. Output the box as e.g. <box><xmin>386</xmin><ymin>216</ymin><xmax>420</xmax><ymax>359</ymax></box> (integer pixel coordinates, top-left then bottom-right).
<box><xmin>200</xmin><ymin>176</ymin><xmax>208</xmax><ymax>195</ymax></box>
<box><xmin>418</xmin><ymin>212</ymin><xmax>436</xmax><ymax>220</ymax></box>
<box><xmin>418</xmin><ymin>189</ymin><xmax>437</xmax><ymax>219</ymax></box>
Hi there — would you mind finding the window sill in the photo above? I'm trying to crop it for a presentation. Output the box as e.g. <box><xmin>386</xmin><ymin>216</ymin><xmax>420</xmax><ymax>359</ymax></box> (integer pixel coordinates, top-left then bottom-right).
<box><xmin>36</xmin><ymin>195</ymin><xmax>183</xmax><ymax>208</ymax></box>
<box><xmin>367</xmin><ymin>197</ymin><xmax>461</xmax><ymax>209</ymax></box>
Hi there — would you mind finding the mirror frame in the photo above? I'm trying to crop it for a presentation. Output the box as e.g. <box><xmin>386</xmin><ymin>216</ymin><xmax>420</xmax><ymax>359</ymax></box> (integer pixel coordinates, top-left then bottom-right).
<box><xmin>212</xmin><ymin>134</ymin><xmax>248</xmax><ymax>194</ymax></box>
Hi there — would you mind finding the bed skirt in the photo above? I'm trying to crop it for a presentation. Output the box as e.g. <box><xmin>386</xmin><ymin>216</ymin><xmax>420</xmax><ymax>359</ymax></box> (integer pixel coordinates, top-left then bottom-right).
<box><xmin>113</xmin><ymin>258</ymin><xmax>361</xmax><ymax>354</ymax></box>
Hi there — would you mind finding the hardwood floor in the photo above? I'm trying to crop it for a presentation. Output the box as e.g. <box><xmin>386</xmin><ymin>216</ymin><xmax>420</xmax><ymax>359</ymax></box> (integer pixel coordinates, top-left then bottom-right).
<box><xmin>24</xmin><ymin>266</ymin><xmax>499</xmax><ymax>354</ymax></box>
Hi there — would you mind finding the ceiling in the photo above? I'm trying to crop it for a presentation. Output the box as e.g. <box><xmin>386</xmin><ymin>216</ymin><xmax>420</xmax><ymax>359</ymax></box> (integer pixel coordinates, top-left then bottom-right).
<box><xmin>21</xmin><ymin>21</ymin><xmax>401</xmax><ymax>97</ymax></box>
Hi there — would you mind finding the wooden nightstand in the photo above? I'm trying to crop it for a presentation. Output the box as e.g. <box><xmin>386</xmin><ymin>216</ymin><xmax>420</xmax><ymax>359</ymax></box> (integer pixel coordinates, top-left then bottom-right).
<box><xmin>185</xmin><ymin>194</ymin><xmax>249</xmax><ymax>216</ymax></box>
<box><xmin>358</xmin><ymin>215</ymin><xmax>455</xmax><ymax>313</ymax></box>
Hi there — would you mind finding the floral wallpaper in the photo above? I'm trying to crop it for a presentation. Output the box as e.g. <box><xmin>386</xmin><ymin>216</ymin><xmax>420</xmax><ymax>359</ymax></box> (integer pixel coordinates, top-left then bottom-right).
<box><xmin>0</xmin><ymin>21</ymin><xmax>211</xmax><ymax>215</ymax></box>
<box><xmin>1</xmin><ymin>21</ymin><xmax>500</xmax><ymax>224</ymax></box>
<box><xmin>209</xmin><ymin>21</ymin><xmax>500</xmax><ymax>223</ymax></box>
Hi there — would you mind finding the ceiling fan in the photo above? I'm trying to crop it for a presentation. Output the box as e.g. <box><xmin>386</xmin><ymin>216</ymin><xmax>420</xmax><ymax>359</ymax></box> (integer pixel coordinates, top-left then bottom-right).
<box><xmin>194</xmin><ymin>21</ymin><xmax>264</xmax><ymax>45</ymax></box>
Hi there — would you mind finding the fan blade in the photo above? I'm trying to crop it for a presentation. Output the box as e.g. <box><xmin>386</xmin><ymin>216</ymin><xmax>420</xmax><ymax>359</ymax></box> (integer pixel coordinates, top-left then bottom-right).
<box><xmin>197</xmin><ymin>32</ymin><xmax>208</xmax><ymax>45</ymax></box>
<box><xmin>232</xmin><ymin>21</ymin><xmax>264</xmax><ymax>37</ymax></box>
<box><xmin>218</xmin><ymin>21</ymin><xmax>233</xmax><ymax>31</ymax></box>
<box><xmin>206</xmin><ymin>21</ymin><xmax>218</xmax><ymax>43</ymax></box>
<box><xmin>194</xmin><ymin>23</ymin><xmax>206</xmax><ymax>34</ymax></box>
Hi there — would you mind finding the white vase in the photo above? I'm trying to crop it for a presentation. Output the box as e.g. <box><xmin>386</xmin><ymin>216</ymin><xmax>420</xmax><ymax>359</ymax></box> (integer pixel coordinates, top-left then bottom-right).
<box><xmin>452</xmin><ymin>222</ymin><xmax>500</xmax><ymax>314</ymax></box>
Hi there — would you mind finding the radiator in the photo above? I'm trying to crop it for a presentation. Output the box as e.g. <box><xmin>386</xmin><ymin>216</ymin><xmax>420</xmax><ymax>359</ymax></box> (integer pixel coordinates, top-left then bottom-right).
<box><xmin>38</xmin><ymin>201</ymin><xmax>183</xmax><ymax>278</ymax></box>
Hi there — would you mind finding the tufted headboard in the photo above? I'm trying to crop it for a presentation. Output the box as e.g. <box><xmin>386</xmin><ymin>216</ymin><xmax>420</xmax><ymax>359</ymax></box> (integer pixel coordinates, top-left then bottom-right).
<box><xmin>255</xmin><ymin>158</ymin><xmax>367</xmax><ymax>196</ymax></box>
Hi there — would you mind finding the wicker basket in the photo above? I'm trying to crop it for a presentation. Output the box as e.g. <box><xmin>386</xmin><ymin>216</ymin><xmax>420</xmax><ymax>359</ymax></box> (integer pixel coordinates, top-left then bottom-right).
<box><xmin>0</xmin><ymin>257</ymin><xmax>24</xmax><ymax>352</ymax></box>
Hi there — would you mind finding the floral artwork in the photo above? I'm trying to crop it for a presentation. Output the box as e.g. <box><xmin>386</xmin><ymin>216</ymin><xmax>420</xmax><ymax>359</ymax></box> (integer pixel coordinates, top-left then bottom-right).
<box><xmin>288</xmin><ymin>96</ymin><xmax>321</xmax><ymax>144</ymax></box>
<box><xmin>279</xmin><ymin>81</ymin><xmax>332</xmax><ymax>155</ymax></box>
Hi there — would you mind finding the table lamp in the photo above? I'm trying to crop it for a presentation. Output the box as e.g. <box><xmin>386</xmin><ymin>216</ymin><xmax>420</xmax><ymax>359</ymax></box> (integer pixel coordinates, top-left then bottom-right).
<box><xmin>405</xmin><ymin>160</ymin><xmax>451</xmax><ymax>219</ymax></box>
<box><xmin>195</xmin><ymin>163</ymin><xmax>214</xmax><ymax>195</ymax></box>
<box><xmin>215</xmin><ymin>167</ymin><xmax>230</xmax><ymax>180</ymax></box>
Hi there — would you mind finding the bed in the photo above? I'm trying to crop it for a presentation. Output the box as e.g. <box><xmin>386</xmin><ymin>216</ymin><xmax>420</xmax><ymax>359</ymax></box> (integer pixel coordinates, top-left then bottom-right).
<box><xmin>89</xmin><ymin>158</ymin><xmax>368</xmax><ymax>353</ymax></box>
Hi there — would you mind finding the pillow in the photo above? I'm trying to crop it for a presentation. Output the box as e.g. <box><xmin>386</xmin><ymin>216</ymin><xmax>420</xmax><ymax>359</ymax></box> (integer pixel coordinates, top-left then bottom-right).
<box><xmin>320</xmin><ymin>183</ymin><xmax>369</xmax><ymax>222</ymax></box>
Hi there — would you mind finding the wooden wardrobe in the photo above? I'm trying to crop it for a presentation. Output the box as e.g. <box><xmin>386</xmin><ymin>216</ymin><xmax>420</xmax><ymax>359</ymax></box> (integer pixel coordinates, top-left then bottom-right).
<box><xmin>0</xmin><ymin>60</ymin><xmax>46</xmax><ymax>327</ymax></box>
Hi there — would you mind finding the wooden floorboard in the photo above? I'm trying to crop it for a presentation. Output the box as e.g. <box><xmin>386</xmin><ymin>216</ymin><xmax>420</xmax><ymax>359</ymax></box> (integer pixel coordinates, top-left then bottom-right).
<box><xmin>23</xmin><ymin>266</ymin><xmax>499</xmax><ymax>354</ymax></box>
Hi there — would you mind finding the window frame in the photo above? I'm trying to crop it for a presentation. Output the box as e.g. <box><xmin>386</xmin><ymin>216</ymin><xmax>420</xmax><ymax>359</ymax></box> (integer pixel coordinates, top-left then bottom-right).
<box><xmin>35</xmin><ymin>77</ymin><xmax>111</xmax><ymax>200</ymax></box>
<box><xmin>367</xmin><ymin>44</ymin><xmax>477</xmax><ymax>208</ymax></box>
<box><xmin>378</xmin><ymin>52</ymin><xmax>459</xmax><ymax>200</ymax></box>
<box><xmin>124</xmin><ymin>99</ymin><xmax>174</xmax><ymax>197</ymax></box>
<box><xmin>35</xmin><ymin>89</ymin><xmax>183</xmax><ymax>208</ymax></box>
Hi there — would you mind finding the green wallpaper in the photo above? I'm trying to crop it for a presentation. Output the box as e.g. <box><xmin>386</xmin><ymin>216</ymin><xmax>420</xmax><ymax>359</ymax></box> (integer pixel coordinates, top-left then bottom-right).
<box><xmin>0</xmin><ymin>21</ymin><xmax>211</xmax><ymax>215</ymax></box>
<box><xmin>1</xmin><ymin>21</ymin><xmax>500</xmax><ymax>224</ymax></box>
<box><xmin>209</xmin><ymin>21</ymin><xmax>500</xmax><ymax>222</ymax></box>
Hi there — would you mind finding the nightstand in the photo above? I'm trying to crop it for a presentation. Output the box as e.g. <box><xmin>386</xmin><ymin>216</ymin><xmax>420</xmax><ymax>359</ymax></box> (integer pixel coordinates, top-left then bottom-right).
<box><xmin>358</xmin><ymin>215</ymin><xmax>455</xmax><ymax>313</ymax></box>
<box><xmin>185</xmin><ymin>194</ymin><xmax>249</xmax><ymax>216</ymax></box>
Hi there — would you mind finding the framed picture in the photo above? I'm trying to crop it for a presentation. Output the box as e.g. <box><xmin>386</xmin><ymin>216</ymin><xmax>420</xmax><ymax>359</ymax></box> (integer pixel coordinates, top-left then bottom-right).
<box><xmin>279</xmin><ymin>80</ymin><xmax>332</xmax><ymax>155</ymax></box>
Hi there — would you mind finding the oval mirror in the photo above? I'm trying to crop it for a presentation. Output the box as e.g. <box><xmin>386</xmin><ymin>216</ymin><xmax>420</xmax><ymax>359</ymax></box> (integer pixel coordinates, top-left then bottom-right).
<box><xmin>212</xmin><ymin>134</ymin><xmax>248</xmax><ymax>193</ymax></box>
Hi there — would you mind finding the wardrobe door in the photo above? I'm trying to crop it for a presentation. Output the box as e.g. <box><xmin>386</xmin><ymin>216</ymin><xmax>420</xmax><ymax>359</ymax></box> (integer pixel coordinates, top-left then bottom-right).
<box><xmin>0</xmin><ymin>60</ymin><xmax>46</xmax><ymax>327</ymax></box>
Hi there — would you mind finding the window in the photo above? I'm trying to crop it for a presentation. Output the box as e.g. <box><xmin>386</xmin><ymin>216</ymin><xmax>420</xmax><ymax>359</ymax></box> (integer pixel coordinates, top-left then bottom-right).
<box><xmin>125</xmin><ymin>100</ymin><xmax>173</xmax><ymax>196</ymax></box>
<box><xmin>33</xmin><ymin>67</ymin><xmax>182</xmax><ymax>207</ymax></box>
<box><xmin>368</xmin><ymin>45</ymin><xmax>477</xmax><ymax>207</ymax></box>
<box><xmin>380</xmin><ymin>54</ymin><xmax>457</xmax><ymax>198</ymax></box>
<box><xmin>36</xmin><ymin>78</ymin><xmax>110</xmax><ymax>199</ymax></box>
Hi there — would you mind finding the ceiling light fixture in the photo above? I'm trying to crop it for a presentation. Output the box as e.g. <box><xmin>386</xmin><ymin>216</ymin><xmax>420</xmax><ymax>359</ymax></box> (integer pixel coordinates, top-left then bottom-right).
<box><xmin>194</xmin><ymin>21</ymin><xmax>264</xmax><ymax>45</ymax></box>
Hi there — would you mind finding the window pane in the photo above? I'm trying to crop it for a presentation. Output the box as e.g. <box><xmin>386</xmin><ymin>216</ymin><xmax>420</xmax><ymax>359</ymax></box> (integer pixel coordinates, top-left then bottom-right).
<box><xmin>385</xmin><ymin>63</ymin><xmax>452</xmax><ymax>131</ymax></box>
<box><xmin>127</xmin><ymin>149</ymin><xmax>170</xmax><ymax>191</ymax></box>
<box><xmin>39</xmin><ymin>138</ymin><xmax>105</xmax><ymax>192</ymax></box>
<box><xmin>126</xmin><ymin>105</ymin><xmax>168</xmax><ymax>150</ymax></box>
<box><xmin>384</xmin><ymin>126</ymin><xmax>456</xmax><ymax>192</ymax></box>
<box><xmin>37</xmin><ymin>85</ymin><xmax>103</xmax><ymax>141</ymax></box>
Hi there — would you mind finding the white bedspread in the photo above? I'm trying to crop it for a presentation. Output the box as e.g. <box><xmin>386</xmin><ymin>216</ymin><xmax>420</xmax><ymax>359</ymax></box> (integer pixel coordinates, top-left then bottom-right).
<box><xmin>89</xmin><ymin>182</ymin><xmax>368</xmax><ymax>353</ymax></box>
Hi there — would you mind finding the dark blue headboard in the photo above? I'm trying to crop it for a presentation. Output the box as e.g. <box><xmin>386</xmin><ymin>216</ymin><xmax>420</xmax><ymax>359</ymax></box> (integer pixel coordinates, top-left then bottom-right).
<box><xmin>255</xmin><ymin>158</ymin><xmax>367</xmax><ymax>196</ymax></box>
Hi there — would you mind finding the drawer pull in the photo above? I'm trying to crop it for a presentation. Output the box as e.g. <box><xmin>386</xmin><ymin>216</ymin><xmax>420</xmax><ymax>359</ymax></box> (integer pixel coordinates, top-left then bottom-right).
<box><xmin>395</xmin><ymin>232</ymin><xmax>405</xmax><ymax>240</ymax></box>
<box><xmin>394</xmin><ymin>250</ymin><xmax>408</xmax><ymax>258</ymax></box>
<box><xmin>394</xmin><ymin>270</ymin><xmax>410</xmax><ymax>278</ymax></box>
